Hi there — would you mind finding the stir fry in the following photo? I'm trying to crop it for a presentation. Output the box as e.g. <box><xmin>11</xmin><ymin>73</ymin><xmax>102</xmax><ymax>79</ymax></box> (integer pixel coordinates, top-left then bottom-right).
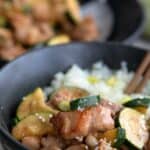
<box><xmin>11</xmin><ymin>62</ymin><xmax>150</xmax><ymax>150</ymax></box>
<box><xmin>12</xmin><ymin>88</ymin><xmax>150</xmax><ymax>150</ymax></box>
<box><xmin>0</xmin><ymin>0</ymin><xmax>99</xmax><ymax>60</ymax></box>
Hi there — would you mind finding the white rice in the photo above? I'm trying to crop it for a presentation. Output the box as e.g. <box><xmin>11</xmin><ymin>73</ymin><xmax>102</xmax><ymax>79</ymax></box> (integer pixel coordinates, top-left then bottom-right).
<box><xmin>44</xmin><ymin>62</ymin><xmax>150</xmax><ymax>104</ymax></box>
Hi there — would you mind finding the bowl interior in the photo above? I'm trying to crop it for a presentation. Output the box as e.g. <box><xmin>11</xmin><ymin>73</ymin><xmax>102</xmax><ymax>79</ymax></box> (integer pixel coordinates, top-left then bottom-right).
<box><xmin>0</xmin><ymin>42</ymin><xmax>146</xmax><ymax>149</ymax></box>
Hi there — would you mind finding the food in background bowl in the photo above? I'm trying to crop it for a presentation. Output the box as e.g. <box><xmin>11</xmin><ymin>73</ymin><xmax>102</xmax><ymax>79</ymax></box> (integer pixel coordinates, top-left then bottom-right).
<box><xmin>0</xmin><ymin>0</ymin><xmax>99</xmax><ymax>60</ymax></box>
<box><xmin>11</xmin><ymin>61</ymin><xmax>150</xmax><ymax>150</ymax></box>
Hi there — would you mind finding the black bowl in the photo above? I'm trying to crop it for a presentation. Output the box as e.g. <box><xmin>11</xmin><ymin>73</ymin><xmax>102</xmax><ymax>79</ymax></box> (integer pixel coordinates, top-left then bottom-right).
<box><xmin>81</xmin><ymin>0</ymin><xmax>145</xmax><ymax>42</ymax></box>
<box><xmin>0</xmin><ymin>42</ymin><xmax>147</xmax><ymax>150</ymax></box>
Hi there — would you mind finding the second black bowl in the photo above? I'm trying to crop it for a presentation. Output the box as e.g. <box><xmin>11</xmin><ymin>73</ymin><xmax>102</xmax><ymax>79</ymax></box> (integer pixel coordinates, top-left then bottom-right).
<box><xmin>0</xmin><ymin>0</ymin><xmax>145</xmax><ymax>67</ymax></box>
<box><xmin>81</xmin><ymin>0</ymin><xmax>145</xmax><ymax>43</ymax></box>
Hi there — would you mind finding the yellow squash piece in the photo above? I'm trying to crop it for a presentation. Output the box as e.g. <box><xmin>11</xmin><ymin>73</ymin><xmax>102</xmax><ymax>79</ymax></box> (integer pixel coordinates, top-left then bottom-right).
<box><xmin>17</xmin><ymin>88</ymin><xmax>58</xmax><ymax>120</ymax></box>
<box><xmin>99</xmin><ymin>128</ymin><xmax>117</xmax><ymax>143</ymax></box>
<box><xmin>58</xmin><ymin>101</ymin><xmax>70</xmax><ymax>111</ymax></box>
<box><xmin>134</xmin><ymin>106</ymin><xmax>147</xmax><ymax>114</ymax></box>
<box><xmin>48</xmin><ymin>34</ymin><xmax>70</xmax><ymax>46</ymax></box>
<box><xmin>12</xmin><ymin>113</ymin><xmax>53</xmax><ymax>140</ymax></box>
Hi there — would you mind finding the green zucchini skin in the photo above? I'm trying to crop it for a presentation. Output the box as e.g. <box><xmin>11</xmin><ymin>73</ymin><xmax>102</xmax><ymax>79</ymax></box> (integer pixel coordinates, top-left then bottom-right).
<box><xmin>12</xmin><ymin>116</ymin><xmax>20</xmax><ymax>126</ymax></box>
<box><xmin>70</xmin><ymin>95</ymin><xmax>101</xmax><ymax>110</ymax></box>
<box><xmin>113</xmin><ymin>127</ymin><xmax>126</xmax><ymax>148</ymax></box>
<box><xmin>123</xmin><ymin>141</ymin><xmax>139</xmax><ymax>150</ymax></box>
<box><xmin>124</xmin><ymin>98</ymin><xmax>150</xmax><ymax>107</ymax></box>
<box><xmin>118</xmin><ymin>108</ymin><xmax>148</xmax><ymax>150</ymax></box>
<box><xmin>64</xmin><ymin>11</ymin><xmax>78</xmax><ymax>25</ymax></box>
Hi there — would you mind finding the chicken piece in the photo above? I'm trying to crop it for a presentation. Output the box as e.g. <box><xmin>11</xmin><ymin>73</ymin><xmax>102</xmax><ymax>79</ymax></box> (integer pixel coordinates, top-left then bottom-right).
<box><xmin>11</xmin><ymin>0</ymin><xmax>28</xmax><ymax>10</ymax></box>
<box><xmin>64</xmin><ymin>138</ymin><xmax>83</xmax><ymax>147</ymax></box>
<box><xmin>0</xmin><ymin>28</ymin><xmax>26</xmax><ymax>60</ymax></box>
<box><xmin>101</xmin><ymin>100</ymin><xmax>122</xmax><ymax>117</ymax></box>
<box><xmin>42</xmin><ymin>147</ymin><xmax>61</xmax><ymax>150</ymax></box>
<box><xmin>49</xmin><ymin>87</ymin><xmax>89</xmax><ymax>108</ymax></box>
<box><xmin>12</xmin><ymin>0</ymin><xmax>63</xmax><ymax>22</ymax></box>
<box><xmin>7</xmin><ymin>10</ymin><xmax>31</xmax><ymax>26</ymax></box>
<box><xmin>51</xmin><ymin>104</ymin><xmax>115</xmax><ymax>139</ymax></box>
<box><xmin>12</xmin><ymin>0</ymin><xmax>51</xmax><ymax>21</ymax></box>
<box><xmin>41</xmin><ymin>135</ymin><xmax>64</xmax><ymax>150</ymax></box>
<box><xmin>66</xmin><ymin>144</ymin><xmax>87</xmax><ymax>150</ymax></box>
<box><xmin>71</xmin><ymin>16</ymin><xmax>99</xmax><ymax>41</ymax></box>
<box><xmin>0</xmin><ymin>28</ymin><xmax>14</xmax><ymax>48</ymax></box>
<box><xmin>31</xmin><ymin>0</ymin><xmax>52</xmax><ymax>21</ymax></box>
<box><xmin>97</xmin><ymin>139</ymin><xmax>116</xmax><ymax>150</ymax></box>
<box><xmin>22</xmin><ymin>136</ymin><xmax>41</xmax><ymax>150</ymax></box>
<box><xmin>8</xmin><ymin>12</ymin><xmax>54</xmax><ymax>45</ymax></box>
<box><xmin>0</xmin><ymin>45</ymin><xmax>25</xmax><ymax>60</ymax></box>
<box><xmin>50</xmin><ymin>0</ymin><xmax>66</xmax><ymax>15</ymax></box>
<box><xmin>24</xmin><ymin>22</ymin><xmax>54</xmax><ymax>45</ymax></box>
<box><xmin>41</xmin><ymin>134</ymin><xmax>83</xmax><ymax>150</ymax></box>
<box><xmin>2</xmin><ymin>0</ymin><xmax>13</xmax><ymax>12</ymax></box>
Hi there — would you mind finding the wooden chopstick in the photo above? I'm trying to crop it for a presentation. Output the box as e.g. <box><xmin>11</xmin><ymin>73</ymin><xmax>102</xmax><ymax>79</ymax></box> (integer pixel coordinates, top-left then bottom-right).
<box><xmin>135</xmin><ymin>66</ymin><xmax>150</xmax><ymax>93</ymax></box>
<box><xmin>124</xmin><ymin>52</ymin><xmax>150</xmax><ymax>94</ymax></box>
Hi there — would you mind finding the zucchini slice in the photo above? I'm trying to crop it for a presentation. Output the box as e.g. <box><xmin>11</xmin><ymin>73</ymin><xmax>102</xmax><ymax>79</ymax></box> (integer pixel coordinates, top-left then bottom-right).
<box><xmin>64</xmin><ymin>11</ymin><xmax>78</xmax><ymax>25</ymax></box>
<box><xmin>113</xmin><ymin>127</ymin><xmax>126</xmax><ymax>148</ymax></box>
<box><xmin>119</xmin><ymin>108</ymin><xmax>148</xmax><ymax>149</ymax></box>
<box><xmin>124</xmin><ymin>98</ymin><xmax>150</xmax><ymax>108</ymax></box>
<box><xmin>12</xmin><ymin>116</ymin><xmax>20</xmax><ymax>126</ymax></box>
<box><xmin>70</xmin><ymin>95</ymin><xmax>100</xmax><ymax>110</ymax></box>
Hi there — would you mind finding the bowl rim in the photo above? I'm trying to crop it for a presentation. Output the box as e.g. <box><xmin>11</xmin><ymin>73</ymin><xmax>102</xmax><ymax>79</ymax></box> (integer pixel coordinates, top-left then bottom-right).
<box><xmin>0</xmin><ymin>42</ymin><xmax>148</xmax><ymax>150</ymax></box>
